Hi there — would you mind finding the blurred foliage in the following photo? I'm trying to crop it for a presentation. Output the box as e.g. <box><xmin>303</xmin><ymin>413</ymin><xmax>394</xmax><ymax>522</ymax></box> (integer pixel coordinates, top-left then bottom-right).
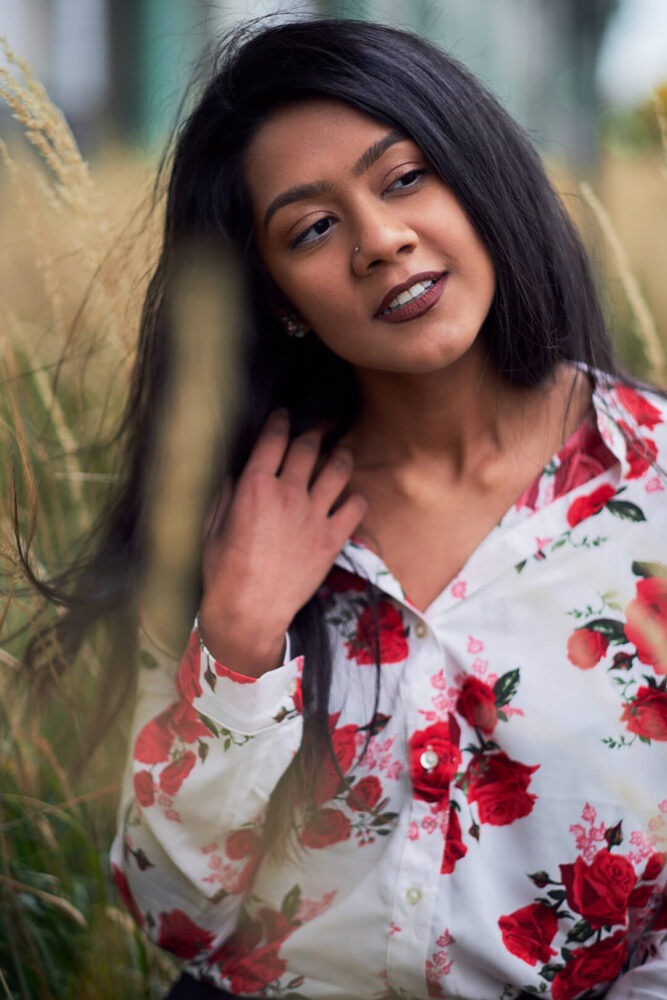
<box><xmin>598</xmin><ymin>82</ymin><xmax>667</xmax><ymax>157</ymax></box>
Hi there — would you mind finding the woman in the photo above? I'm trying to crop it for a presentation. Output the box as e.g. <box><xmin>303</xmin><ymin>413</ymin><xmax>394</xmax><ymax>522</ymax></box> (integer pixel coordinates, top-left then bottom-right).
<box><xmin>104</xmin><ymin>18</ymin><xmax>667</xmax><ymax>1000</ymax></box>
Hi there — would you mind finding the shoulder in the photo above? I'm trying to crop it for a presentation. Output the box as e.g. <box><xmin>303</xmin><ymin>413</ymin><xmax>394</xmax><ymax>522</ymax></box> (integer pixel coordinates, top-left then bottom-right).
<box><xmin>593</xmin><ymin>373</ymin><xmax>667</xmax><ymax>430</ymax></box>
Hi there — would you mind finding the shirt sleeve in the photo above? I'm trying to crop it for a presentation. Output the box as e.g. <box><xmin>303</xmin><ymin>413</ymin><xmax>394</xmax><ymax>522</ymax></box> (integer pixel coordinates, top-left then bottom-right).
<box><xmin>109</xmin><ymin>622</ymin><xmax>304</xmax><ymax>958</ymax></box>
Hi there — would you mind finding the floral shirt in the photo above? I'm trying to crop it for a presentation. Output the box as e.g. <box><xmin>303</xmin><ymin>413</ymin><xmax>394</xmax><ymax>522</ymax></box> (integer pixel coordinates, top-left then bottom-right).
<box><xmin>111</xmin><ymin>374</ymin><xmax>667</xmax><ymax>1000</ymax></box>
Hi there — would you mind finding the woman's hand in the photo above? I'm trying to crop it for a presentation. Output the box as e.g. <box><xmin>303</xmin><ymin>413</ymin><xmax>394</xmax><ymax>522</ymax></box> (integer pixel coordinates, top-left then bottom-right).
<box><xmin>198</xmin><ymin>409</ymin><xmax>367</xmax><ymax>677</ymax></box>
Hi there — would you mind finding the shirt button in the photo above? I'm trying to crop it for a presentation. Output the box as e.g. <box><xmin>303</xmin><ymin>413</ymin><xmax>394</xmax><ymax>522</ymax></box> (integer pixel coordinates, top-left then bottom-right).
<box><xmin>413</xmin><ymin>621</ymin><xmax>428</xmax><ymax>639</ymax></box>
<box><xmin>286</xmin><ymin>679</ymin><xmax>297</xmax><ymax>695</ymax></box>
<box><xmin>406</xmin><ymin>886</ymin><xmax>422</xmax><ymax>905</ymax></box>
<box><xmin>420</xmin><ymin>749</ymin><xmax>439</xmax><ymax>772</ymax></box>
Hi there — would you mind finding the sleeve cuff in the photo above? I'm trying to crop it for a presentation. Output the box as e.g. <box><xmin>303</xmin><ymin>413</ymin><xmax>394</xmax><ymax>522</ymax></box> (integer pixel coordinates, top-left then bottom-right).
<box><xmin>188</xmin><ymin>621</ymin><xmax>303</xmax><ymax>736</ymax></box>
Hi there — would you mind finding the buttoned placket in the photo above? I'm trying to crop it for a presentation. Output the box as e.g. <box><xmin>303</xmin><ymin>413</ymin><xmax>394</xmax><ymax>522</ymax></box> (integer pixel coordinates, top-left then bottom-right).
<box><xmin>329</xmin><ymin>381</ymin><xmax>632</xmax><ymax>995</ymax></box>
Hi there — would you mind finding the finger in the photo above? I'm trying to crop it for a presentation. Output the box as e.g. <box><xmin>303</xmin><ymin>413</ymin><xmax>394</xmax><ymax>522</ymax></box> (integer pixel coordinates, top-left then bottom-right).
<box><xmin>278</xmin><ymin>428</ymin><xmax>323</xmax><ymax>488</ymax></box>
<box><xmin>244</xmin><ymin>409</ymin><xmax>291</xmax><ymax>477</ymax></box>
<box><xmin>309</xmin><ymin>447</ymin><xmax>354</xmax><ymax>512</ymax></box>
<box><xmin>327</xmin><ymin>491</ymin><xmax>368</xmax><ymax>541</ymax></box>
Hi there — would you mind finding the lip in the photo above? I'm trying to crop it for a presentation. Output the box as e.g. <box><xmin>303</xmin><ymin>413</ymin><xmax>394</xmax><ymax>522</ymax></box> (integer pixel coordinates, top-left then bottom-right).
<box><xmin>374</xmin><ymin>271</ymin><xmax>447</xmax><ymax>323</ymax></box>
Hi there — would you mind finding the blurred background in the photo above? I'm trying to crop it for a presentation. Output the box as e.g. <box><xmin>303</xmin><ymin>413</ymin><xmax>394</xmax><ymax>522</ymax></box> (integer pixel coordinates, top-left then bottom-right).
<box><xmin>0</xmin><ymin>2</ymin><xmax>665</xmax><ymax>998</ymax></box>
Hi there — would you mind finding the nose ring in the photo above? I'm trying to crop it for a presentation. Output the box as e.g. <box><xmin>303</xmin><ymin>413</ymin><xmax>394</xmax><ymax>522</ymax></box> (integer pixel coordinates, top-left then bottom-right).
<box><xmin>353</xmin><ymin>246</ymin><xmax>360</xmax><ymax>254</ymax></box>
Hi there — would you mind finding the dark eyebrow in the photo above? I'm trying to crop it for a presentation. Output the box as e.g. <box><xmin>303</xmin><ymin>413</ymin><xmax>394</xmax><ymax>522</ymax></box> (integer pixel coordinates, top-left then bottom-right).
<box><xmin>352</xmin><ymin>130</ymin><xmax>407</xmax><ymax>176</ymax></box>
<box><xmin>262</xmin><ymin>129</ymin><xmax>408</xmax><ymax>230</ymax></box>
<box><xmin>263</xmin><ymin>180</ymin><xmax>334</xmax><ymax>231</ymax></box>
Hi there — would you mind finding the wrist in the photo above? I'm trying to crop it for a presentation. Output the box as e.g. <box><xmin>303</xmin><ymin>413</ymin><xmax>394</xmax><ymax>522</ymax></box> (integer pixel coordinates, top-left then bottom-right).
<box><xmin>196</xmin><ymin>606</ymin><xmax>288</xmax><ymax>678</ymax></box>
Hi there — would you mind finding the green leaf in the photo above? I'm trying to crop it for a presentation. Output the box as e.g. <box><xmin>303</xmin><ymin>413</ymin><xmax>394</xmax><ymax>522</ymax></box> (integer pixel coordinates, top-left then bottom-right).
<box><xmin>547</xmin><ymin>889</ymin><xmax>566</xmax><ymax>903</ymax></box>
<box><xmin>202</xmin><ymin>717</ymin><xmax>219</xmax><ymax>737</ymax></box>
<box><xmin>493</xmin><ymin>668</ymin><xmax>520</xmax><ymax>707</ymax></box>
<box><xmin>566</xmin><ymin>918</ymin><xmax>595</xmax><ymax>943</ymax></box>
<box><xmin>560</xmin><ymin>947</ymin><xmax>573</xmax><ymax>962</ymax></box>
<box><xmin>515</xmin><ymin>559</ymin><xmax>527</xmax><ymax>573</ymax></box>
<box><xmin>281</xmin><ymin>884</ymin><xmax>302</xmax><ymax>920</ymax></box>
<box><xmin>631</xmin><ymin>560</ymin><xmax>667</xmax><ymax>579</ymax></box>
<box><xmin>197</xmin><ymin>740</ymin><xmax>209</xmax><ymax>763</ymax></box>
<box><xmin>496</xmin><ymin>709</ymin><xmax>509</xmax><ymax>723</ymax></box>
<box><xmin>538</xmin><ymin>963</ymin><xmax>564</xmax><ymax>982</ymax></box>
<box><xmin>584</xmin><ymin>618</ymin><xmax>627</xmax><ymax>643</ymax></box>
<box><xmin>204</xmin><ymin>664</ymin><xmax>217</xmax><ymax>691</ymax></box>
<box><xmin>606</xmin><ymin>500</ymin><xmax>646</xmax><ymax>522</ymax></box>
<box><xmin>551</xmin><ymin>537</ymin><xmax>567</xmax><ymax>551</ymax></box>
<box><xmin>358</xmin><ymin>712</ymin><xmax>391</xmax><ymax>736</ymax></box>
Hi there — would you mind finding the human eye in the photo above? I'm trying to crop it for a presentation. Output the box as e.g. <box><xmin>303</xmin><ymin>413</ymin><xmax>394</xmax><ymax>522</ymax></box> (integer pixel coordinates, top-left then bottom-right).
<box><xmin>384</xmin><ymin>168</ymin><xmax>428</xmax><ymax>193</ymax></box>
<box><xmin>290</xmin><ymin>215</ymin><xmax>336</xmax><ymax>249</ymax></box>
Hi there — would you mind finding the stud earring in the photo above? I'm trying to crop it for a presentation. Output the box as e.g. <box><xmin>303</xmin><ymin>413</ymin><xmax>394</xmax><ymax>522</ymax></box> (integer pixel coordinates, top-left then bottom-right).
<box><xmin>281</xmin><ymin>312</ymin><xmax>309</xmax><ymax>338</ymax></box>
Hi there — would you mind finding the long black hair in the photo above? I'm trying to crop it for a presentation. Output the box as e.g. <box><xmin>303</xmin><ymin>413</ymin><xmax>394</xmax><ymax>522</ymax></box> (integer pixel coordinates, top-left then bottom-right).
<box><xmin>25</xmin><ymin>17</ymin><xmax>619</xmax><ymax>790</ymax></box>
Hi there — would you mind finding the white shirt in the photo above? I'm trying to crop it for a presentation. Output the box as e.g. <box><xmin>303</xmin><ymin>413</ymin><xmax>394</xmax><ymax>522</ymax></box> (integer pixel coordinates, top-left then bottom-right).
<box><xmin>111</xmin><ymin>373</ymin><xmax>667</xmax><ymax>999</ymax></box>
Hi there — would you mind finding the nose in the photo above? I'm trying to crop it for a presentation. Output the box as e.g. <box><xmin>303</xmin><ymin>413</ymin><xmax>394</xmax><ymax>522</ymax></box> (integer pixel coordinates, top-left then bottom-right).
<box><xmin>351</xmin><ymin>203</ymin><xmax>417</xmax><ymax>276</ymax></box>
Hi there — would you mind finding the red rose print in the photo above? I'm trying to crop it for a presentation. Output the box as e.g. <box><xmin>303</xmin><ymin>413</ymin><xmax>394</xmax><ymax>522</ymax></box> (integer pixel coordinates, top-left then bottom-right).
<box><xmin>212</xmin><ymin>919</ymin><xmax>262</xmax><ymax>966</ymax></box>
<box><xmin>498</xmin><ymin>902</ymin><xmax>558</xmax><ymax>966</ymax></box>
<box><xmin>292</xmin><ymin>675</ymin><xmax>303</xmax><ymax>714</ymax></box>
<box><xmin>112</xmin><ymin>864</ymin><xmax>144</xmax><ymax>928</ymax></box>
<box><xmin>641</xmin><ymin>852</ymin><xmax>665</xmax><ymax>881</ymax></box>
<box><xmin>225</xmin><ymin>942</ymin><xmax>287</xmax><ymax>994</ymax></box>
<box><xmin>300</xmin><ymin>808</ymin><xmax>351</xmax><ymax>849</ymax></box>
<box><xmin>133</xmin><ymin>770</ymin><xmax>155</xmax><ymax>808</ymax></box>
<box><xmin>465</xmin><ymin>752</ymin><xmax>538</xmax><ymax>826</ymax></box>
<box><xmin>551</xmin><ymin>930</ymin><xmax>628</xmax><ymax>1000</ymax></box>
<box><xmin>258</xmin><ymin>906</ymin><xmax>293</xmax><ymax>943</ymax></box>
<box><xmin>175</xmin><ymin>631</ymin><xmax>203</xmax><ymax>701</ymax></box>
<box><xmin>169</xmin><ymin>699</ymin><xmax>212</xmax><ymax>743</ymax></box>
<box><xmin>314</xmin><ymin>723</ymin><xmax>358</xmax><ymax>805</ymax></box>
<box><xmin>225</xmin><ymin>827</ymin><xmax>260</xmax><ymax>860</ymax></box>
<box><xmin>514</xmin><ymin>474</ymin><xmax>540</xmax><ymax>511</ymax></box>
<box><xmin>552</xmin><ymin>424</ymin><xmax>615</xmax><ymax>501</ymax></box>
<box><xmin>627</xmin><ymin>883</ymin><xmax>655</xmax><ymax>908</ymax></box>
<box><xmin>134</xmin><ymin>712</ymin><xmax>174</xmax><ymax>765</ymax></box>
<box><xmin>345</xmin><ymin>600</ymin><xmax>408</xmax><ymax>665</ymax></box>
<box><xmin>158</xmin><ymin>907</ymin><xmax>214</xmax><ymax>959</ymax></box>
<box><xmin>441</xmin><ymin>805</ymin><xmax>467</xmax><ymax>875</ymax></box>
<box><xmin>347</xmin><ymin>775</ymin><xmax>383</xmax><ymax>811</ymax></box>
<box><xmin>566</xmin><ymin>483</ymin><xmax>615</xmax><ymax>528</ymax></box>
<box><xmin>616</xmin><ymin>386</ymin><xmax>663</xmax><ymax>429</ymax></box>
<box><xmin>653</xmin><ymin>898</ymin><xmax>667</xmax><ymax>931</ymax></box>
<box><xmin>624</xmin><ymin>577</ymin><xmax>667</xmax><ymax>673</ymax></box>
<box><xmin>619</xmin><ymin>421</ymin><xmax>658</xmax><ymax>479</ymax></box>
<box><xmin>409</xmin><ymin>719</ymin><xmax>462</xmax><ymax>803</ymax></box>
<box><xmin>566</xmin><ymin>628</ymin><xmax>609</xmax><ymax>670</ymax></box>
<box><xmin>560</xmin><ymin>848</ymin><xmax>636</xmax><ymax>928</ymax></box>
<box><xmin>326</xmin><ymin>565</ymin><xmax>367</xmax><ymax>593</ymax></box>
<box><xmin>456</xmin><ymin>676</ymin><xmax>498</xmax><ymax>733</ymax></box>
<box><xmin>620</xmin><ymin>686</ymin><xmax>667</xmax><ymax>741</ymax></box>
<box><xmin>159</xmin><ymin>751</ymin><xmax>196</xmax><ymax>795</ymax></box>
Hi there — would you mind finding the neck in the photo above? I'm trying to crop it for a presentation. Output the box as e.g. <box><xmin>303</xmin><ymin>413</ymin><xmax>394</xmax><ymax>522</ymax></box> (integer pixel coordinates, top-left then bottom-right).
<box><xmin>347</xmin><ymin>348</ymin><xmax>589</xmax><ymax>482</ymax></box>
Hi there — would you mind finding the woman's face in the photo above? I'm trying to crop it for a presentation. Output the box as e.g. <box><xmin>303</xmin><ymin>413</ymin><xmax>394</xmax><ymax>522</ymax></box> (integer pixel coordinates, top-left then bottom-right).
<box><xmin>245</xmin><ymin>98</ymin><xmax>495</xmax><ymax>375</ymax></box>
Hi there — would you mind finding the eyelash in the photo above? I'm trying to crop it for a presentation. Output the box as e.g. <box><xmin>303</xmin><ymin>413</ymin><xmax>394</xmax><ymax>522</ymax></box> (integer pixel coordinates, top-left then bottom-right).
<box><xmin>289</xmin><ymin>167</ymin><xmax>428</xmax><ymax>249</ymax></box>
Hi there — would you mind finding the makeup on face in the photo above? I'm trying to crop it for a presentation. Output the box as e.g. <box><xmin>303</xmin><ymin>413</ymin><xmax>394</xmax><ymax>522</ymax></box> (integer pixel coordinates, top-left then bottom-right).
<box><xmin>245</xmin><ymin>98</ymin><xmax>495</xmax><ymax>377</ymax></box>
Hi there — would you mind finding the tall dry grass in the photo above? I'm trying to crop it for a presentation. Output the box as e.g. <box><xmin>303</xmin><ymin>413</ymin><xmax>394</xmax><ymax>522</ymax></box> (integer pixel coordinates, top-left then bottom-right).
<box><xmin>0</xmin><ymin>39</ymin><xmax>665</xmax><ymax>998</ymax></box>
<box><xmin>0</xmin><ymin>39</ymin><xmax>175</xmax><ymax>998</ymax></box>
